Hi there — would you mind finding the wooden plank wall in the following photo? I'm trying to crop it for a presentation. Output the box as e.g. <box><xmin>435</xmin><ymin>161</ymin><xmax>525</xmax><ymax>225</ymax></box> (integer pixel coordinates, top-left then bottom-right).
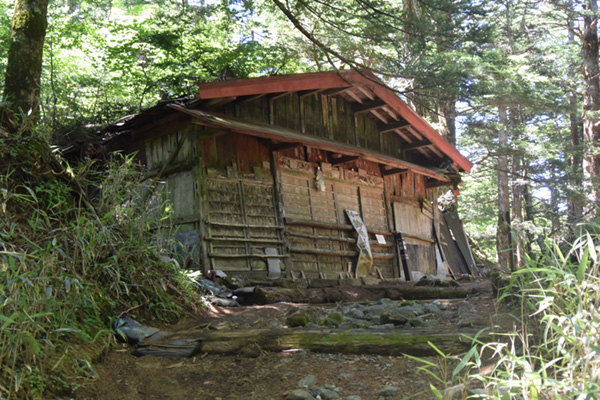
<box><xmin>228</xmin><ymin>93</ymin><xmax>401</xmax><ymax>159</ymax></box>
<box><xmin>276</xmin><ymin>154</ymin><xmax>396</xmax><ymax>278</ymax></box>
<box><xmin>144</xmin><ymin>127</ymin><xmax>201</xmax><ymax>262</ymax></box>
<box><xmin>199</xmin><ymin>132</ymin><xmax>284</xmax><ymax>275</ymax></box>
<box><xmin>386</xmin><ymin>171</ymin><xmax>437</xmax><ymax>278</ymax></box>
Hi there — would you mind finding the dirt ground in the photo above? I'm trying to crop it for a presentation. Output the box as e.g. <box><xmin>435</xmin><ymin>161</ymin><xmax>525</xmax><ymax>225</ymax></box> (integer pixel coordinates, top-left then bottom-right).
<box><xmin>74</xmin><ymin>279</ymin><xmax>501</xmax><ymax>400</ymax></box>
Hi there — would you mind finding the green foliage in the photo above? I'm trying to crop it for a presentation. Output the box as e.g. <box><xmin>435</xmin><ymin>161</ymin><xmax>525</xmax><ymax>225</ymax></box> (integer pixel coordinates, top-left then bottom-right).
<box><xmin>418</xmin><ymin>233</ymin><xmax>600</xmax><ymax>399</ymax></box>
<box><xmin>0</xmin><ymin>130</ymin><xmax>198</xmax><ymax>398</ymax></box>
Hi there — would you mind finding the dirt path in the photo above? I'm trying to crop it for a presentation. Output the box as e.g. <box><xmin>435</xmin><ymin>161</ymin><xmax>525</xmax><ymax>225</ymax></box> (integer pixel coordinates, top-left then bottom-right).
<box><xmin>75</xmin><ymin>280</ymin><xmax>497</xmax><ymax>400</ymax></box>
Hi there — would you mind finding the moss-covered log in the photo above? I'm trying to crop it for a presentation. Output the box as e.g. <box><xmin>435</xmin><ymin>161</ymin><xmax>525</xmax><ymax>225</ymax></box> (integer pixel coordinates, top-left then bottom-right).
<box><xmin>246</xmin><ymin>285</ymin><xmax>479</xmax><ymax>305</ymax></box>
<box><xmin>134</xmin><ymin>328</ymin><xmax>481</xmax><ymax>358</ymax></box>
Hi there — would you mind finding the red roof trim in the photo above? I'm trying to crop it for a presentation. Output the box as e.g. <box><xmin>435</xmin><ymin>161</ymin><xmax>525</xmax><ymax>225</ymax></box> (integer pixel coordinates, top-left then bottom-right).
<box><xmin>197</xmin><ymin>71</ymin><xmax>351</xmax><ymax>99</ymax></box>
<box><xmin>197</xmin><ymin>70</ymin><xmax>473</xmax><ymax>173</ymax></box>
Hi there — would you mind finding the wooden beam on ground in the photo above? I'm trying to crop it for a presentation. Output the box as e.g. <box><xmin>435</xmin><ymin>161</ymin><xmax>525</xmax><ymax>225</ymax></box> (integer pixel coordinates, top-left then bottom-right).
<box><xmin>249</xmin><ymin>285</ymin><xmax>480</xmax><ymax>304</ymax></box>
<box><xmin>352</xmin><ymin>100</ymin><xmax>386</xmax><ymax>115</ymax></box>
<box><xmin>331</xmin><ymin>155</ymin><xmax>359</xmax><ymax>166</ymax></box>
<box><xmin>134</xmin><ymin>328</ymin><xmax>481</xmax><ymax>358</ymax></box>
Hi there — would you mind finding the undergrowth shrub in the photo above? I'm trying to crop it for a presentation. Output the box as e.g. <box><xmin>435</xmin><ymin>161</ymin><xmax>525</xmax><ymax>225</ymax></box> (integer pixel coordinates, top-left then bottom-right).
<box><xmin>0</xmin><ymin>130</ymin><xmax>198</xmax><ymax>398</ymax></box>
<box><xmin>423</xmin><ymin>234</ymin><xmax>600</xmax><ymax>399</ymax></box>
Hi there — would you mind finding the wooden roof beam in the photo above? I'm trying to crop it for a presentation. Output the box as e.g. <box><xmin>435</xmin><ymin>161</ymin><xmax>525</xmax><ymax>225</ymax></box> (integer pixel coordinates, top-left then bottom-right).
<box><xmin>378</xmin><ymin>121</ymin><xmax>411</xmax><ymax>134</ymax></box>
<box><xmin>267</xmin><ymin>92</ymin><xmax>294</xmax><ymax>101</ymax></box>
<box><xmin>273</xmin><ymin>142</ymin><xmax>303</xmax><ymax>152</ymax></box>
<box><xmin>426</xmin><ymin>179</ymin><xmax>450</xmax><ymax>189</ymax></box>
<box><xmin>323</xmin><ymin>87</ymin><xmax>352</xmax><ymax>96</ymax></box>
<box><xmin>371</xmin><ymin>109</ymin><xmax>389</xmax><ymax>124</ymax></box>
<box><xmin>345</xmin><ymin>89</ymin><xmax>364</xmax><ymax>104</ymax></box>
<box><xmin>239</xmin><ymin>93</ymin><xmax>266</xmax><ymax>103</ymax></box>
<box><xmin>203</xmin><ymin>97</ymin><xmax>237</xmax><ymax>108</ymax></box>
<box><xmin>404</xmin><ymin>140</ymin><xmax>432</xmax><ymax>151</ymax></box>
<box><xmin>382</xmin><ymin>168</ymin><xmax>408</xmax><ymax>176</ymax></box>
<box><xmin>298</xmin><ymin>89</ymin><xmax>326</xmax><ymax>99</ymax></box>
<box><xmin>331</xmin><ymin>155</ymin><xmax>359</xmax><ymax>166</ymax></box>
<box><xmin>356</xmin><ymin>85</ymin><xmax>375</xmax><ymax>101</ymax></box>
<box><xmin>352</xmin><ymin>100</ymin><xmax>386</xmax><ymax>115</ymax></box>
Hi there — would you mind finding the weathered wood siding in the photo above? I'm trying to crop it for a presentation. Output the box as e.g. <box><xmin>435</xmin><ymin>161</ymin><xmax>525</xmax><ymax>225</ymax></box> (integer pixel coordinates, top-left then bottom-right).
<box><xmin>199</xmin><ymin>132</ymin><xmax>284</xmax><ymax>275</ymax></box>
<box><xmin>276</xmin><ymin>155</ymin><xmax>395</xmax><ymax>278</ymax></box>
<box><xmin>219</xmin><ymin>93</ymin><xmax>403</xmax><ymax>160</ymax></box>
<box><xmin>385</xmin><ymin>171</ymin><xmax>436</xmax><ymax>277</ymax></box>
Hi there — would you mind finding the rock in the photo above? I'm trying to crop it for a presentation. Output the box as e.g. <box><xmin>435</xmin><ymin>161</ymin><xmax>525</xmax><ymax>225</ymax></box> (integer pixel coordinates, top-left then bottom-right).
<box><xmin>425</xmin><ymin>302</ymin><xmax>442</xmax><ymax>314</ymax></box>
<box><xmin>340</xmin><ymin>372</ymin><xmax>356</xmax><ymax>378</ymax></box>
<box><xmin>348</xmin><ymin>308</ymin><xmax>365</xmax><ymax>319</ymax></box>
<box><xmin>362</xmin><ymin>276</ymin><xmax>381</xmax><ymax>286</ymax></box>
<box><xmin>409</xmin><ymin>317</ymin><xmax>424</xmax><ymax>328</ymax></box>
<box><xmin>321</xmin><ymin>312</ymin><xmax>344</xmax><ymax>327</ymax></box>
<box><xmin>299</xmin><ymin>375</ymin><xmax>317</xmax><ymax>388</ymax></box>
<box><xmin>346</xmin><ymin>396</ymin><xmax>362</xmax><ymax>400</ymax></box>
<box><xmin>380</xmin><ymin>310</ymin><xmax>409</xmax><ymax>326</ymax></box>
<box><xmin>378</xmin><ymin>386</ymin><xmax>400</xmax><ymax>398</ymax></box>
<box><xmin>310</xmin><ymin>387</ymin><xmax>339</xmax><ymax>400</ymax></box>
<box><xmin>287</xmin><ymin>312</ymin><xmax>312</xmax><ymax>327</ymax></box>
<box><xmin>397</xmin><ymin>303</ymin><xmax>425</xmax><ymax>316</ymax></box>
<box><xmin>441</xmin><ymin>384</ymin><xmax>466</xmax><ymax>400</ymax></box>
<box><xmin>455</xmin><ymin>301</ymin><xmax>479</xmax><ymax>327</ymax></box>
<box><xmin>286</xmin><ymin>389</ymin><xmax>316</xmax><ymax>400</ymax></box>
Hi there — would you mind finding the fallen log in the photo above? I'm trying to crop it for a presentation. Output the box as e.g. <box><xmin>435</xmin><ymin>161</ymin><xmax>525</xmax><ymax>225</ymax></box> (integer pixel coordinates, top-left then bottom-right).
<box><xmin>134</xmin><ymin>328</ymin><xmax>482</xmax><ymax>358</ymax></box>
<box><xmin>246</xmin><ymin>285</ymin><xmax>479</xmax><ymax>305</ymax></box>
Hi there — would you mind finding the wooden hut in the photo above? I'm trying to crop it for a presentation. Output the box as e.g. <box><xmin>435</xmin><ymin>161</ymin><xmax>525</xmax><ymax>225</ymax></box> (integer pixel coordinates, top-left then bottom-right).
<box><xmin>103</xmin><ymin>70</ymin><xmax>473</xmax><ymax>280</ymax></box>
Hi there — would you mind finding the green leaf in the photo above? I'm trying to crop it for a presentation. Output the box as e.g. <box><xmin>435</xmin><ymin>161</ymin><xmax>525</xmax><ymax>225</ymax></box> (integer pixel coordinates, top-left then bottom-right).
<box><xmin>430</xmin><ymin>384</ymin><xmax>443</xmax><ymax>399</ymax></box>
<box><xmin>577</xmin><ymin>246</ymin><xmax>588</xmax><ymax>281</ymax></box>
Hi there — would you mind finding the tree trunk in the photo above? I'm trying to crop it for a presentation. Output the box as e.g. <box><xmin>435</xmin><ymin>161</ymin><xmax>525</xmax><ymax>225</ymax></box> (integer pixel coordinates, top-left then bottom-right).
<box><xmin>582</xmin><ymin>0</ymin><xmax>600</xmax><ymax>220</ymax></box>
<box><xmin>569</xmin><ymin>91</ymin><xmax>583</xmax><ymax>224</ymax></box>
<box><xmin>497</xmin><ymin>104</ymin><xmax>512</xmax><ymax>270</ymax></box>
<box><xmin>512</xmin><ymin>154</ymin><xmax>524</xmax><ymax>268</ymax></box>
<box><xmin>437</xmin><ymin>97</ymin><xmax>457</xmax><ymax>145</ymax></box>
<box><xmin>3</xmin><ymin>0</ymin><xmax>49</xmax><ymax>120</ymax></box>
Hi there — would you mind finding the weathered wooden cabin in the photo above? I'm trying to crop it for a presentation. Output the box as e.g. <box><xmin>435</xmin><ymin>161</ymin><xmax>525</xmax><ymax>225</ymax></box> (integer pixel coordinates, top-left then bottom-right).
<box><xmin>103</xmin><ymin>70</ymin><xmax>473</xmax><ymax>280</ymax></box>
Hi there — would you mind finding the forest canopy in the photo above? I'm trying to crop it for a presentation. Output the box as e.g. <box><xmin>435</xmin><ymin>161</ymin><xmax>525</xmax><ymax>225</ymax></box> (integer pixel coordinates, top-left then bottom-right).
<box><xmin>1</xmin><ymin>0</ymin><xmax>598</xmax><ymax>261</ymax></box>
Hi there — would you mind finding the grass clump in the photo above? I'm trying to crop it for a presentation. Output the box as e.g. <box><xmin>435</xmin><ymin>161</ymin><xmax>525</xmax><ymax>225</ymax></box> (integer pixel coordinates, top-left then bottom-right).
<box><xmin>0</xmin><ymin>130</ymin><xmax>198</xmax><ymax>398</ymax></box>
<box><xmin>420</xmin><ymin>233</ymin><xmax>600</xmax><ymax>399</ymax></box>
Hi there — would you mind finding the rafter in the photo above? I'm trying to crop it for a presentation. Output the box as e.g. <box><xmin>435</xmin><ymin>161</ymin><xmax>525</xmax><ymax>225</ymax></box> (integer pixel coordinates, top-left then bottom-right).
<box><xmin>352</xmin><ymin>100</ymin><xmax>386</xmax><ymax>115</ymax></box>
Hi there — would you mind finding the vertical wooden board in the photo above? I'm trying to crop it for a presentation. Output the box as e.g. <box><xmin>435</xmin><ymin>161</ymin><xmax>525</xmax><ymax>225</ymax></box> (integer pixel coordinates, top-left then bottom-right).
<box><xmin>356</xmin><ymin>115</ymin><xmax>366</xmax><ymax>149</ymax></box>
<box><xmin>402</xmin><ymin>172</ymin><xmax>415</xmax><ymax>199</ymax></box>
<box><xmin>365</xmin><ymin>118</ymin><xmax>380</xmax><ymax>152</ymax></box>
<box><xmin>166</xmin><ymin>170</ymin><xmax>195</xmax><ymax>218</ymax></box>
<box><xmin>235</xmin><ymin>134</ymin><xmax>264</xmax><ymax>175</ymax></box>
<box><xmin>333</xmin><ymin>98</ymin><xmax>346</xmax><ymax>143</ymax></box>
<box><xmin>273</xmin><ymin>96</ymin><xmax>287</xmax><ymax>127</ymax></box>
<box><xmin>345</xmin><ymin>101</ymin><xmax>356</xmax><ymax>145</ymax></box>
<box><xmin>320</xmin><ymin>94</ymin><xmax>330</xmax><ymax>139</ymax></box>
<box><xmin>359</xmin><ymin>187</ymin><xmax>388</xmax><ymax>231</ymax></box>
<box><xmin>215</xmin><ymin>133</ymin><xmax>237</xmax><ymax>170</ymax></box>
<box><xmin>414</xmin><ymin>175</ymin><xmax>426</xmax><ymax>198</ymax></box>
<box><xmin>288</xmin><ymin>94</ymin><xmax>301</xmax><ymax>131</ymax></box>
